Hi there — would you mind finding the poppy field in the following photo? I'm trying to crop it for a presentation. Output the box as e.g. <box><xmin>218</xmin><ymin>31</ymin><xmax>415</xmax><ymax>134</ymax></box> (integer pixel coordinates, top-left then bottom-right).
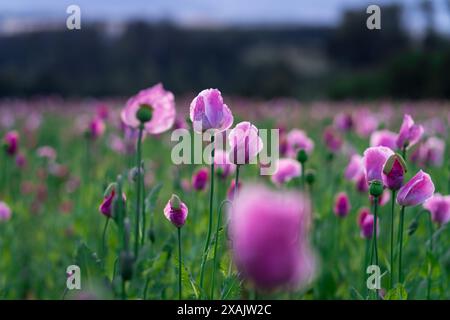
<box><xmin>0</xmin><ymin>88</ymin><xmax>449</xmax><ymax>300</ymax></box>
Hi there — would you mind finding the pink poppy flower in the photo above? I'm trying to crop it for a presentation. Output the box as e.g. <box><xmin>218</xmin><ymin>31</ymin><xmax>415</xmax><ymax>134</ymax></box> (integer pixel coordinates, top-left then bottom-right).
<box><xmin>228</xmin><ymin>122</ymin><xmax>263</xmax><ymax>165</ymax></box>
<box><xmin>271</xmin><ymin>158</ymin><xmax>301</xmax><ymax>186</ymax></box>
<box><xmin>189</xmin><ymin>88</ymin><xmax>233</xmax><ymax>133</ymax></box>
<box><xmin>121</xmin><ymin>83</ymin><xmax>176</xmax><ymax>134</ymax></box>
<box><xmin>363</xmin><ymin>146</ymin><xmax>395</xmax><ymax>183</ymax></box>
<box><xmin>286</xmin><ymin>129</ymin><xmax>314</xmax><ymax>158</ymax></box>
<box><xmin>344</xmin><ymin>154</ymin><xmax>364</xmax><ymax>181</ymax></box>
<box><xmin>370</xmin><ymin>130</ymin><xmax>397</xmax><ymax>150</ymax></box>
<box><xmin>333</xmin><ymin>113</ymin><xmax>353</xmax><ymax>132</ymax></box>
<box><xmin>37</xmin><ymin>146</ymin><xmax>57</xmax><ymax>161</ymax></box>
<box><xmin>422</xmin><ymin>137</ymin><xmax>445</xmax><ymax>167</ymax></box>
<box><xmin>3</xmin><ymin>130</ymin><xmax>19</xmax><ymax>156</ymax></box>
<box><xmin>397</xmin><ymin>170</ymin><xmax>435</xmax><ymax>207</ymax></box>
<box><xmin>382</xmin><ymin>154</ymin><xmax>406</xmax><ymax>191</ymax></box>
<box><xmin>192</xmin><ymin>167</ymin><xmax>208</xmax><ymax>191</ymax></box>
<box><xmin>99</xmin><ymin>187</ymin><xmax>126</xmax><ymax>218</ymax></box>
<box><xmin>227</xmin><ymin>179</ymin><xmax>242</xmax><ymax>200</ymax></box>
<box><xmin>334</xmin><ymin>192</ymin><xmax>351</xmax><ymax>218</ymax></box>
<box><xmin>357</xmin><ymin>208</ymin><xmax>379</xmax><ymax>239</ymax></box>
<box><xmin>0</xmin><ymin>201</ymin><xmax>12</xmax><ymax>221</ymax></box>
<box><xmin>423</xmin><ymin>194</ymin><xmax>450</xmax><ymax>226</ymax></box>
<box><xmin>163</xmin><ymin>194</ymin><xmax>188</xmax><ymax>228</ymax></box>
<box><xmin>396</xmin><ymin>114</ymin><xmax>424</xmax><ymax>150</ymax></box>
<box><xmin>228</xmin><ymin>184</ymin><xmax>315</xmax><ymax>290</ymax></box>
<box><xmin>89</xmin><ymin>117</ymin><xmax>105</xmax><ymax>140</ymax></box>
<box><xmin>354</xmin><ymin>109</ymin><xmax>379</xmax><ymax>138</ymax></box>
<box><xmin>323</xmin><ymin>126</ymin><xmax>343</xmax><ymax>153</ymax></box>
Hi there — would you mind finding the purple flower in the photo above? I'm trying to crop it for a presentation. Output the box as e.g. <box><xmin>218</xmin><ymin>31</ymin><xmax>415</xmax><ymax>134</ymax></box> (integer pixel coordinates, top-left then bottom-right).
<box><xmin>121</xmin><ymin>83</ymin><xmax>176</xmax><ymax>134</ymax></box>
<box><xmin>37</xmin><ymin>146</ymin><xmax>57</xmax><ymax>161</ymax></box>
<box><xmin>357</xmin><ymin>208</ymin><xmax>378</xmax><ymax>239</ymax></box>
<box><xmin>192</xmin><ymin>167</ymin><xmax>208</xmax><ymax>191</ymax></box>
<box><xmin>323</xmin><ymin>126</ymin><xmax>343</xmax><ymax>153</ymax></box>
<box><xmin>382</xmin><ymin>154</ymin><xmax>406</xmax><ymax>191</ymax></box>
<box><xmin>163</xmin><ymin>194</ymin><xmax>188</xmax><ymax>228</ymax></box>
<box><xmin>333</xmin><ymin>113</ymin><xmax>353</xmax><ymax>132</ymax></box>
<box><xmin>363</xmin><ymin>146</ymin><xmax>394</xmax><ymax>184</ymax></box>
<box><xmin>344</xmin><ymin>154</ymin><xmax>364</xmax><ymax>181</ymax></box>
<box><xmin>99</xmin><ymin>187</ymin><xmax>126</xmax><ymax>218</ymax></box>
<box><xmin>334</xmin><ymin>192</ymin><xmax>351</xmax><ymax>218</ymax></box>
<box><xmin>354</xmin><ymin>109</ymin><xmax>379</xmax><ymax>138</ymax></box>
<box><xmin>286</xmin><ymin>129</ymin><xmax>314</xmax><ymax>158</ymax></box>
<box><xmin>271</xmin><ymin>158</ymin><xmax>301</xmax><ymax>186</ymax></box>
<box><xmin>213</xmin><ymin>149</ymin><xmax>236</xmax><ymax>179</ymax></box>
<box><xmin>422</xmin><ymin>137</ymin><xmax>445</xmax><ymax>167</ymax></box>
<box><xmin>228</xmin><ymin>184</ymin><xmax>315</xmax><ymax>290</ymax></box>
<box><xmin>396</xmin><ymin>114</ymin><xmax>424</xmax><ymax>150</ymax></box>
<box><xmin>228</xmin><ymin>122</ymin><xmax>263</xmax><ymax>165</ymax></box>
<box><xmin>227</xmin><ymin>179</ymin><xmax>242</xmax><ymax>200</ymax></box>
<box><xmin>3</xmin><ymin>130</ymin><xmax>19</xmax><ymax>156</ymax></box>
<box><xmin>189</xmin><ymin>88</ymin><xmax>233</xmax><ymax>133</ymax></box>
<box><xmin>0</xmin><ymin>201</ymin><xmax>12</xmax><ymax>221</ymax></box>
<box><xmin>15</xmin><ymin>153</ymin><xmax>26</xmax><ymax>169</ymax></box>
<box><xmin>423</xmin><ymin>194</ymin><xmax>450</xmax><ymax>226</ymax></box>
<box><xmin>397</xmin><ymin>170</ymin><xmax>435</xmax><ymax>207</ymax></box>
<box><xmin>89</xmin><ymin>117</ymin><xmax>105</xmax><ymax>140</ymax></box>
<box><xmin>370</xmin><ymin>130</ymin><xmax>397</xmax><ymax>150</ymax></box>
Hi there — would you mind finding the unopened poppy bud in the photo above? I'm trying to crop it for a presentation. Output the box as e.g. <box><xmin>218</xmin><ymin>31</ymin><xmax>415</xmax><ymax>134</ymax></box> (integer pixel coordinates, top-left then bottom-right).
<box><xmin>136</xmin><ymin>104</ymin><xmax>153</xmax><ymax>123</ymax></box>
<box><xmin>369</xmin><ymin>180</ymin><xmax>384</xmax><ymax>198</ymax></box>
<box><xmin>382</xmin><ymin>154</ymin><xmax>406</xmax><ymax>191</ymax></box>
<box><xmin>164</xmin><ymin>194</ymin><xmax>188</xmax><ymax>228</ymax></box>
<box><xmin>305</xmin><ymin>169</ymin><xmax>316</xmax><ymax>185</ymax></box>
<box><xmin>296</xmin><ymin>149</ymin><xmax>308</xmax><ymax>163</ymax></box>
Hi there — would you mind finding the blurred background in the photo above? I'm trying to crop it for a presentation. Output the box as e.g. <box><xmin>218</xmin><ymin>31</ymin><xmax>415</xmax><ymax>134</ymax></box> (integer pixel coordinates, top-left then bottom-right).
<box><xmin>0</xmin><ymin>0</ymin><xmax>450</xmax><ymax>100</ymax></box>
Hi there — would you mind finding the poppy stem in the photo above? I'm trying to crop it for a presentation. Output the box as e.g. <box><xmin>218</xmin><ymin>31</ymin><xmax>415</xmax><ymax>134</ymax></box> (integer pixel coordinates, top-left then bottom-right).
<box><xmin>390</xmin><ymin>189</ymin><xmax>397</xmax><ymax>289</ymax></box>
<box><xmin>102</xmin><ymin>217</ymin><xmax>110</xmax><ymax>259</ymax></box>
<box><xmin>364</xmin><ymin>238</ymin><xmax>370</xmax><ymax>297</ymax></box>
<box><xmin>178</xmin><ymin>227</ymin><xmax>182</xmax><ymax>300</ymax></box>
<box><xmin>199</xmin><ymin>135</ymin><xmax>215</xmax><ymax>293</ymax></box>
<box><xmin>426</xmin><ymin>212</ymin><xmax>434</xmax><ymax>300</ymax></box>
<box><xmin>134</xmin><ymin>124</ymin><xmax>144</xmax><ymax>258</ymax></box>
<box><xmin>372</xmin><ymin>196</ymin><xmax>379</xmax><ymax>298</ymax></box>
<box><xmin>398</xmin><ymin>206</ymin><xmax>406</xmax><ymax>283</ymax></box>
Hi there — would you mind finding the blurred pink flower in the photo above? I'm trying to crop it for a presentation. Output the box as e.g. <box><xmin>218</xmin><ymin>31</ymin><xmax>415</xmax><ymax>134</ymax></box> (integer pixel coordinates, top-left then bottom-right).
<box><xmin>333</xmin><ymin>113</ymin><xmax>353</xmax><ymax>132</ymax></box>
<box><xmin>357</xmin><ymin>208</ymin><xmax>378</xmax><ymax>239</ymax></box>
<box><xmin>0</xmin><ymin>201</ymin><xmax>12</xmax><ymax>221</ymax></box>
<box><xmin>213</xmin><ymin>149</ymin><xmax>236</xmax><ymax>179</ymax></box>
<box><xmin>37</xmin><ymin>146</ymin><xmax>57</xmax><ymax>161</ymax></box>
<box><xmin>423</xmin><ymin>194</ymin><xmax>450</xmax><ymax>226</ymax></box>
<box><xmin>370</xmin><ymin>130</ymin><xmax>397</xmax><ymax>150</ymax></box>
<box><xmin>189</xmin><ymin>88</ymin><xmax>233</xmax><ymax>133</ymax></box>
<box><xmin>363</xmin><ymin>146</ymin><xmax>394</xmax><ymax>183</ymax></box>
<box><xmin>397</xmin><ymin>170</ymin><xmax>435</xmax><ymax>207</ymax></box>
<box><xmin>121</xmin><ymin>83</ymin><xmax>176</xmax><ymax>134</ymax></box>
<box><xmin>323</xmin><ymin>126</ymin><xmax>343</xmax><ymax>153</ymax></box>
<box><xmin>396</xmin><ymin>114</ymin><xmax>424</xmax><ymax>150</ymax></box>
<box><xmin>96</xmin><ymin>103</ymin><xmax>109</xmax><ymax>120</ymax></box>
<box><xmin>356</xmin><ymin>173</ymin><xmax>369</xmax><ymax>193</ymax></box>
<box><xmin>271</xmin><ymin>158</ymin><xmax>301</xmax><ymax>186</ymax></box>
<box><xmin>99</xmin><ymin>187</ymin><xmax>126</xmax><ymax>218</ymax></box>
<box><xmin>192</xmin><ymin>167</ymin><xmax>208</xmax><ymax>191</ymax></box>
<box><xmin>228</xmin><ymin>122</ymin><xmax>263</xmax><ymax>165</ymax></box>
<box><xmin>422</xmin><ymin>137</ymin><xmax>445</xmax><ymax>167</ymax></box>
<box><xmin>89</xmin><ymin>117</ymin><xmax>105</xmax><ymax>140</ymax></box>
<box><xmin>354</xmin><ymin>109</ymin><xmax>379</xmax><ymax>138</ymax></box>
<box><xmin>334</xmin><ymin>192</ymin><xmax>351</xmax><ymax>218</ymax></box>
<box><xmin>15</xmin><ymin>153</ymin><xmax>27</xmax><ymax>168</ymax></box>
<box><xmin>370</xmin><ymin>189</ymin><xmax>391</xmax><ymax>207</ymax></box>
<box><xmin>228</xmin><ymin>184</ymin><xmax>315</xmax><ymax>290</ymax></box>
<box><xmin>286</xmin><ymin>129</ymin><xmax>314</xmax><ymax>158</ymax></box>
<box><xmin>3</xmin><ymin>130</ymin><xmax>19</xmax><ymax>156</ymax></box>
<box><xmin>163</xmin><ymin>194</ymin><xmax>188</xmax><ymax>228</ymax></box>
<box><xmin>344</xmin><ymin>154</ymin><xmax>364</xmax><ymax>181</ymax></box>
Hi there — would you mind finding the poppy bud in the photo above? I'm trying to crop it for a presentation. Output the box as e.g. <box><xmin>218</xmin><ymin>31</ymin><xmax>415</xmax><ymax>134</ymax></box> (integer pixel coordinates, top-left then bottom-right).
<box><xmin>136</xmin><ymin>104</ymin><xmax>153</xmax><ymax>123</ymax></box>
<box><xmin>369</xmin><ymin>180</ymin><xmax>384</xmax><ymax>198</ymax></box>
<box><xmin>164</xmin><ymin>194</ymin><xmax>188</xmax><ymax>228</ymax></box>
<box><xmin>296</xmin><ymin>149</ymin><xmax>308</xmax><ymax>164</ymax></box>
<box><xmin>305</xmin><ymin>169</ymin><xmax>316</xmax><ymax>186</ymax></box>
<box><xmin>382</xmin><ymin>154</ymin><xmax>406</xmax><ymax>191</ymax></box>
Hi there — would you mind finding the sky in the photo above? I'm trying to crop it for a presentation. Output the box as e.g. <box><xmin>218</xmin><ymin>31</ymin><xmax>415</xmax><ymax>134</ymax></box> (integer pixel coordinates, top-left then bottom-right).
<box><xmin>0</xmin><ymin>0</ymin><xmax>449</xmax><ymax>34</ymax></box>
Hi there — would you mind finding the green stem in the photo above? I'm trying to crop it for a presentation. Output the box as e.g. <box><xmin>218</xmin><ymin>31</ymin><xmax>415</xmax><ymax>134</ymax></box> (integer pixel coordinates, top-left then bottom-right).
<box><xmin>364</xmin><ymin>238</ymin><xmax>370</xmax><ymax>297</ymax></box>
<box><xmin>301</xmin><ymin>161</ymin><xmax>305</xmax><ymax>190</ymax></box>
<box><xmin>199</xmin><ymin>134</ymin><xmax>215</xmax><ymax>292</ymax></box>
<box><xmin>178</xmin><ymin>227</ymin><xmax>182</xmax><ymax>300</ymax></box>
<box><xmin>426</xmin><ymin>213</ymin><xmax>433</xmax><ymax>300</ymax></box>
<box><xmin>211</xmin><ymin>200</ymin><xmax>228</xmax><ymax>299</ymax></box>
<box><xmin>141</xmin><ymin>177</ymin><xmax>146</xmax><ymax>246</ymax></box>
<box><xmin>390</xmin><ymin>190</ymin><xmax>396</xmax><ymax>289</ymax></box>
<box><xmin>134</xmin><ymin>125</ymin><xmax>144</xmax><ymax>257</ymax></box>
<box><xmin>398</xmin><ymin>206</ymin><xmax>406</xmax><ymax>283</ymax></box>
<box><xmin>102</xmin><ymin>218</ymin><xmax>110</xmax><ymax>259</ymax></box>
<box><xmin>122</xmin><ymin>279</ymin><xmax>126</xmax><ymax>300</ymax></box>
<box><xmin>401</xmin><ymin>145</ymin><xmax>407</xmax><ymax>160</ymax></box>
